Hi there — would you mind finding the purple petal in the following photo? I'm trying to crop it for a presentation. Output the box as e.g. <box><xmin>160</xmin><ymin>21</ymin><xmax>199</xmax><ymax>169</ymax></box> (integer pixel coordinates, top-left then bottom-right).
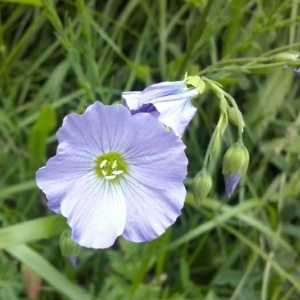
<box><xmin>36</xmin><ymin>142</ymin><xmax>94</xmax><ymax>213</ymax></box>
<box><xmin>122</xmin><ymin>180</ymin><xmax>186</xmax><ymax>242</ymax></box>
<box><xmin>224</xmin><ymin>172</ymin><xmax>241</xmax><ymax>198</ymax></box>
<box><xmin>138</xmin><ymin>80</ymin><xmax>186</xmax><ymax>105</ymax></box>
<box><xmin>121</xmin><ymin>113</ymin><xmax>187</xmax><ymax>241</ymax></box>
<box><xmin>126</xmin><ymin>113</ymin><xmax>187</xmax><ymax>188</ymax></box>
<box><xmin>122</xmin><ymin>92</ymin><xmax>160</xmax><ymax>118</ymax></box>
<box><xmin>293</xmin><ymin>67</ymin><xmax>300</xmax><ymax>75</ymax></box>
<box><xmin>66</xmin><ymin>256</ymin><xmax>77</xmax><ymax>268</ymax></box>
<box><xmin>57</xmin><ymin>102</ymin><xmax>135</xmax><ymax>154</ymax></box>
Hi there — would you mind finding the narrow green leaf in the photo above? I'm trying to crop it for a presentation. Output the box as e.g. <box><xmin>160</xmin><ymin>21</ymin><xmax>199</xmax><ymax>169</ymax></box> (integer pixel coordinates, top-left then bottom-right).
<box><xmin>0</xmin><ymin>0</ymin><xmax>42</xmax><ymax>6</ymax></box>
<box><xmin>27</xmin><ymin>105</ymin><xmax>57</xmax><ymax>168</ymax></box>
<box><xmin>28</xmin><ymin>124</ymin><xmax>47</xmax><ymax>164</ymax></box>
<box><xmin>0</xmin><ymin>216</ymin><xmax>66</xmax><ymax>250</ymax></box>
<box><xmin>179</xmin><ymin>258</ymin><xmax>190</xmax><ymax>288</ymax></box>
<box><xmin>37</xmin><ymin>105</ymin><xmax>57</xmax><ymax>132</ymax></box>
<box><xmin>6</xmin><ymin>244</ymin><xmax>91</xmax><ymax>300</ymax></box>
<box><xmin>0</xmin><ymin>180</ymin><xmax>36</xmax><ymax>198</ymax></box>
<box><xmin>222</xmin><ymin>223</ymin><xmax>300</xmax><ymax>294</ymax></box>
<box><xmin>184</xmin><ymin>193</ymin><xmax>294</xmax><ymax>254</ymax></box>
<box><xmin>168</xmin><ymin>198</ymin><xmax>265</xmax><ymax>249</ymax></box>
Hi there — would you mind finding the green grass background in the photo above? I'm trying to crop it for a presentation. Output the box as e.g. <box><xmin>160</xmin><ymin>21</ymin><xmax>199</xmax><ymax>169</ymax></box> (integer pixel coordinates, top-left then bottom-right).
<box><xmin>1</xmin><ymin>0</ymin><xmax>300</xmax><ymax>299</ymax></box>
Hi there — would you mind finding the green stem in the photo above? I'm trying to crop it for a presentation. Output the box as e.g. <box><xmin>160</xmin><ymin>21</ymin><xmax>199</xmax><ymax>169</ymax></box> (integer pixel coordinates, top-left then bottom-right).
<box><xmin>200</xmin><ymin>42</ymin><xmax>300</xmax><ymax>75</ymax></box>
<box><xmin>202</xmin><ymin>77</ymin><xmax>243</xmax><ymax>142</ymax></box>
<box><xmin>201</xmin><ymin>60</ymin><xmax>300</xmax><ymax>76</ymax></box>
<box><xmin>224</xmin><ymin>92</ymin><xmax>243</xmax><ymax>142</ymax></box>
<box><xmin>201</xmin><ymin>57</ymin><xmax>268</xmax><ymax>71</ymax></box>
<box><xmin>202</xmin><ymin>113</ymin><xmax>224</xmax><ymax>169</ymax></box>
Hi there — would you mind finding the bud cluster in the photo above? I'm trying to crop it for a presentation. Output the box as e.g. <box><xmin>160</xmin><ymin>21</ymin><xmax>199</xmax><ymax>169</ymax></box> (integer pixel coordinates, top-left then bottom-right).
<box><xmin>192</xmin><ymin>77</ymin><xmax>250</xmax><ymax>203</ymax></box>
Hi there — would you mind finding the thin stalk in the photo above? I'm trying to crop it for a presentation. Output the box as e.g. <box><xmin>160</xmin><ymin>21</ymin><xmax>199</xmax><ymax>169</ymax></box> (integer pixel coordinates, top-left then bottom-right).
<box><xmin>224</xmin><ymin>92</ymin><xmax>243</xmax><ymax>142</ymax></box>
<box><xmin>202</xmin><ymin>113</ymin><xmax>224</xmax><ymax>169</ymax></box>
<box><xmin>261</xmin><ymin>173</ymin><xmax>286</xmax><ymax>300</ymax></box>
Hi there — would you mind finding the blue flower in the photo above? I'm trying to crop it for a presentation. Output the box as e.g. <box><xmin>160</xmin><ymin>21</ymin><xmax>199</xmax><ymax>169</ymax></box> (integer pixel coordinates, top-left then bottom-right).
<box><xmin>122</xmin><ymin>80</ymin><xmax>199</xmax><ymax>137</ymax></box>
<box><xmin>36</xmin><ymin>102</ymin><xmax>187</xmax><ymax>249</ymax></box>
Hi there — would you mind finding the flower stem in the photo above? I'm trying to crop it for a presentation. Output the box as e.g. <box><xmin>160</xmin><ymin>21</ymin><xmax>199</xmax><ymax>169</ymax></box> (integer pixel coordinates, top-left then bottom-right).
<box><xmin>202</xmin><ymin>114</ymin><xmax>225</xmax><ymax>169</ymax></box>
<box><xmin>224</xmin><ymin>92</ymin><xmax>243</xmax><ymax>142</ymax></box>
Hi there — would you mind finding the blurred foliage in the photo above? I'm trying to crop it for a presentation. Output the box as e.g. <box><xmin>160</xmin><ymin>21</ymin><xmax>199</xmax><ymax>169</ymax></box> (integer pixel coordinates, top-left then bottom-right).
<box><xmin>1</xmin><ymin>0</ymin><xmax>300</xmax><ymax>299</ymax></box>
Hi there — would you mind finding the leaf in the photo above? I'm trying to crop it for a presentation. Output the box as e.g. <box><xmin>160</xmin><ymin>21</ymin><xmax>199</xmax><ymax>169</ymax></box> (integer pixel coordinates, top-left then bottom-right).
<box><xmin>27</xmin><ymin>124</ymin><xmax>47</xmax><ymax>165</ymax></box>
<box><xmin>0</xmin><ymin>0</ymin><xmax>42</xmax><ymax>5</ymax></box>
<box><xmin>37</xmin><ymin>105</ymin><xmax>56</xmax><ymax>132</ymax></box>
<box><xmin>287</xmin><ymin>135</ymin><xmax>300</xmax><ymax>153</ymax></box>
<box><xmin>6</xmin><ymin>244</ymin><xmax>91</xmax><ymax>300</ymax></box>
<box><xmin>0</xmin><ymin>180</ymin><xmax>36</xmax><ymax>198</ymax></box>
<box><xmin>0</xmin><ymin>216</ymin><xmax>66</xmax><ymax>250</ymax></box>
<box><xmin>27</xmin><ymin>105</ymin><xmax>56</xmax><ymax>169</ymax></box>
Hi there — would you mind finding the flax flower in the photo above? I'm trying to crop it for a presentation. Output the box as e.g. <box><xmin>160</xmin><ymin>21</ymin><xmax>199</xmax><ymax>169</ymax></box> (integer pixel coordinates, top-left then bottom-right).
<box><xmin>36</xmin><ymin>102</ymin><xmax>187</xmax><ymax>249</ymax></box>
<box><xmin>122</xmin><ymin>80</ymin><xmax>199</xmax><ymax>137</ymax></box>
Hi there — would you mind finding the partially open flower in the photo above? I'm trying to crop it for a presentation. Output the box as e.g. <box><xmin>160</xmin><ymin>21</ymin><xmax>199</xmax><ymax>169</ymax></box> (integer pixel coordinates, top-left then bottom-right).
<box><xmin>36</xmin><ymin>102</ymin><xmax>187</xmax><ymax>248</ymax></box>
<box><xmin>122</xmin><ymin>79</ymin><xmax>202</xmax><ymax>137</ymax></box>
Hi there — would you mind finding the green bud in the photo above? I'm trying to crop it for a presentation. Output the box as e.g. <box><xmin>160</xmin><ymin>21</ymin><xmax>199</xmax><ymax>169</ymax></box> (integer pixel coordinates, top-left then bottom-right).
<box><xmin>59</xmin><ymin>229</ymin><xmax>80</xmax><ymax>258</ymax></box>
<box><xmin>193</xmin><ymin>169</ymin><xmax>212</xmax><ymax>205</ymax></box>
<box><xmin>227</xmin><ymin>107</ymin><xmax>245</xmax><ymax>129</ymax></box>
<box><xmin>222</xmin><ymin>143</ymin><xmax>249</xmax><ymax>176</ymax></box>
<box><xmin>272</xmin><ymin>52</ymin><xmax>300</xmax><ymax>63</ymax></box>
<box><xmin>185</xmin><ymin>75</ymin><xmax>206</xmax><ymax>94</ymax></box>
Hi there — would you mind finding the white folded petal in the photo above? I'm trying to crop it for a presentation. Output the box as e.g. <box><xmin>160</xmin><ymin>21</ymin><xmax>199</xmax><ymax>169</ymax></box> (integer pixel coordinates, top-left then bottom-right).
<box><xmin>154</xmin><ymin>99</ymin><xmax>197</xmax><ymax>137</ymax></box>
<box><xmin>122</xmin><ymin>92</ymin><xmax>141</xmax><ymax>110</ymax></box>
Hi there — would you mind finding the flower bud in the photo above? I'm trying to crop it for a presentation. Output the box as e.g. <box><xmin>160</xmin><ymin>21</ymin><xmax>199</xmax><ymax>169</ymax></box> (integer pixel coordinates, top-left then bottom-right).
<box><xmin>273</xmin><ymin>52</ymin><xmax>300</xmax><ymax>63</ymax></box>
<box><xmin>222</xmin><ymin>143</ymin><xmax>249</xmax><ymax>198</ymax></box>
<box><xmin>227</xmin><ymin>107</ymin><xmax>245</xmax><ymax>129</ymax></box>
<box><xmin>222</xmin><ymin>143</ymin><xmax>249</xmax><ymax>177</ymax></box>
<box><xmin>193</xmin><ymin>169</ymin><xmax>212</xmax><ymax>205</ymax></box>
<box><xmin>59</xmin><ymin>229</ymin><xmax>80</xmax><ymax>267</ymax></box>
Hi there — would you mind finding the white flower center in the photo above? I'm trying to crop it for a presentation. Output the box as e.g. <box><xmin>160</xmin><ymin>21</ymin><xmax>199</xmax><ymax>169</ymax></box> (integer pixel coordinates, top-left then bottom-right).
<box><xmin>99</xmin><ymin>159</ymin><xmax>124</xmax><ymax>180</ymax></box>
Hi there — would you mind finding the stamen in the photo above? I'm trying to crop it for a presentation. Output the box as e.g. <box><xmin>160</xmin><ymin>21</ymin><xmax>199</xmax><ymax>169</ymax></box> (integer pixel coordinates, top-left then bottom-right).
<box><xmin>105</xmin><ymin>175</ymin><xmax>116</xmax><ymax>180</ymax></box>
<box><xmin>100</xmin><ymin>160</ymin><xmax>107</xmax><ymax>168</ymax></box>
<box><xmin>112</xmin><ymin>170</ymin><xmax>124</xmax><ymax>175</ymax></box>
<box><xmin>95</xmin><ymin>152</ymin><xmax>127</xmax><ymax>181</ymax></box>
<box><xmin>112</xmin><ymin>160</ymin><xmax>117</xmax><ymax>169</ymax></box>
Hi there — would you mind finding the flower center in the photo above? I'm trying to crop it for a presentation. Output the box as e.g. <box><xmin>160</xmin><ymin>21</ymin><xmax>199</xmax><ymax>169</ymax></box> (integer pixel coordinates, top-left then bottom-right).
<box><xmin>95</xmin><ymin>152</ymin><xmax>128</xmax><ymax>182</ymax></box>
